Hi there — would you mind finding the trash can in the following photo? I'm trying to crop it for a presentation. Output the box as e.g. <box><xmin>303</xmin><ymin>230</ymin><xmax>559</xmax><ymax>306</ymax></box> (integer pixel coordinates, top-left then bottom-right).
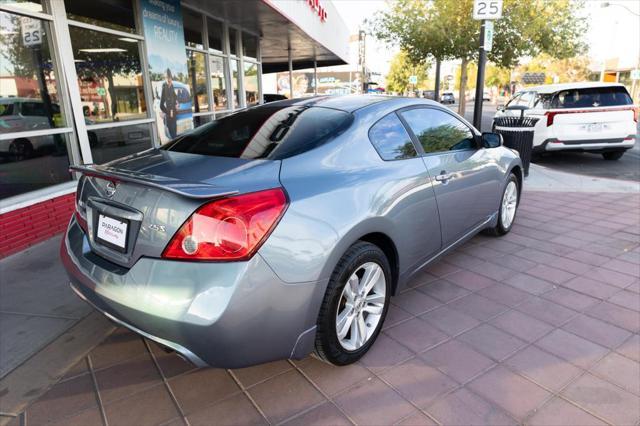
<box><xmin>493</xmin><ymin>115</ymin><xmax>539</xmax><ymax>177</ymax></box>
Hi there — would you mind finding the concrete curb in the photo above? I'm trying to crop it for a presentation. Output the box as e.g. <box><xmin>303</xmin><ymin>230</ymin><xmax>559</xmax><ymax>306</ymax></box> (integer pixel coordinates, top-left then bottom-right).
<box><xmin>0</xmin><ymin>312</ymin><xmax>115</xmax><ymax>426</ymax></box>
<box><xmin>525</xmin><ymin>164</ymin><xmax>640</xmax><ymax>193</ymax></box>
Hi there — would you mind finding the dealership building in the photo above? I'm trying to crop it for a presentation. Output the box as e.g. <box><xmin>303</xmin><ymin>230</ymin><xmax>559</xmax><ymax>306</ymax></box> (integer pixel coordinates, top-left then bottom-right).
<box><xmin>0</xmin><ymin>0</ymin><xmax>349</xmax><ymax>257</ymax></box>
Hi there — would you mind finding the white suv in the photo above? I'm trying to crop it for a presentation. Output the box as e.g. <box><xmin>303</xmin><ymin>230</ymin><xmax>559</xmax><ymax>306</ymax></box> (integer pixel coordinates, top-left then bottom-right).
<box><xmin>494</xmin><ymin>82</ymin><xmax>637</xmax><ymax>160</ymax></box>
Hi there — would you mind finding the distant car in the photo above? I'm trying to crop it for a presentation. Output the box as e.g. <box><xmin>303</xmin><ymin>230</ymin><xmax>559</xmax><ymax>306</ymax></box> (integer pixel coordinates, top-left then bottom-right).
<box><xmin>263</xmin><ymin>93</ymin><xmax>288</xmax><ymax>103</ymax></box>
<box><xmin>494</xmin><ymin>82</ymin><xmax>637</xmax><ymax>160</ymax></box>
<box><xmin>441</xmin><ymin>92</ymin><xmax>455</xmax><ymax>104</ymax></box>
<box><xmin>471</xmin><ymin>90</ymin><xmax>491</xmax><ymax>102</ymax></box>
<box><xmin>63</xmin><ymin>95</ymin><xmax>523</xmax><ymax>369</ymax></box>
<box><xmin>0</xmin><ymin>98</ymin><xmax>61</xmax><ymax>160</ymax></box>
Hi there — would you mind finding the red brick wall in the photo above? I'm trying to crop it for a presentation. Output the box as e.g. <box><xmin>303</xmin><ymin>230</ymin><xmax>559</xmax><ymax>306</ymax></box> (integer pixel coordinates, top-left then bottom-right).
<box><xmin>0</xmin><ymin>193</ymin><xmax>75</xmax><ymax>259</ymax></box>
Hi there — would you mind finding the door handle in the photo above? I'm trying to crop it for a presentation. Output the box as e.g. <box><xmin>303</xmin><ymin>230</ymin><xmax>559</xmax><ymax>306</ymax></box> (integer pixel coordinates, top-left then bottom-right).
<box><xmin>435</xmin><ymin>171</ymin><xmax>453</xmax><ymax>182</ymax></box>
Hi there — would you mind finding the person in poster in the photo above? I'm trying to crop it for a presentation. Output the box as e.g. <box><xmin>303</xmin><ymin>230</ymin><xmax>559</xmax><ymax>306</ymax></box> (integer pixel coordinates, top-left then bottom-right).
<box><xmin>159</xmin><ymin>69</ymin><xmax>178</xmax><ymax>139</ymax></box>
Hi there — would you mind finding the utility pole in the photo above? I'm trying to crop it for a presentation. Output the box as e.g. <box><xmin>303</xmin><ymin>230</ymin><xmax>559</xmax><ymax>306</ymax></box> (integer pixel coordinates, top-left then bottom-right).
<box><xmin>471</xmin><ymin>0</ymin><xmax>501</xmax><ymax>131</ymax></box>
<box><xmin>472</xmin><ymin>21</ymin><xmax>487</xmax><ymax>130</ymax></box>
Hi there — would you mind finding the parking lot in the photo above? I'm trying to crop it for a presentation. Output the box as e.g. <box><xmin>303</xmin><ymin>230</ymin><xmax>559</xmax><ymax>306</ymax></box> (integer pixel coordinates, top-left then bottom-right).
<box><xmin>454</xmin><ymin>102</ymin><xmax>640</xmax><ymax>182</ymax></box>
<box><xmin>20</xmin><ymin>189</ymin><xmax>639</xmax><ymax>426</ymax></box>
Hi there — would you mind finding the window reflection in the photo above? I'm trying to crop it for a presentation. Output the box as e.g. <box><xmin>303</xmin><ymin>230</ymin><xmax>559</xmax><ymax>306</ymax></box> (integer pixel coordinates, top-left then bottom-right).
<box><xmin>210</xmin><ymin>56</ymin><xmax>227</xmax><ymax>111</ymax></box>
<box><xmin>69</xmin><ymin>26</ymin><xmax>146</xmax><ymax>123</ymax></box>
<box><xmin>244</xmin><ymin>62</ymin><xmax>258</xmax><ymax>107</ymax></box>
<box><xmin>207</xmin><ymin>18</ymin><xmax>223</xmax><ymax>53</ymax></box>
<box><xmin>0</xmin><ymin>11</ymin><xmax>72</xmax><ymax>200</ymax></box>
<box><xmin>87</xmin><ymin>123</ymin><xmax>152</xmax><ymax>164</ymax></box>
<box><xmin>187</xmin><ymin>50</ymin><xmax>209</xmax><ymax>113</ymax></box>
<box><xmin>183</xmin><ymin>7</ymin><xmax>203</xmax><ymax>50</ymax></box>
<box><xmin>0</xmin><ymin>0</ymin><xmax>43</xmax><ymax>13</ymax></box>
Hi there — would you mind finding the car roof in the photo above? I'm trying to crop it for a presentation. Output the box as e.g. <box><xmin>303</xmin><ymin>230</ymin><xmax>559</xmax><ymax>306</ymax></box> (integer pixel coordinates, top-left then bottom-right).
<box><xmin>523</xmin><ymin>82</ymin><xmax>627</xmax><ymax>94</ymax></box>
<box><xmin>265</xmin><ymin>95</ymin><xmax>394</xmax><ymax>112</ymax></box>
<box><xmin>261</xmin><ymin>94</ymin><xmax>450</xmax><ymax>113</ymax></box>
<box><xmin>0</xmin><ymin>97</ymin><xmax>41</xmax><ymax>104</ymax></box>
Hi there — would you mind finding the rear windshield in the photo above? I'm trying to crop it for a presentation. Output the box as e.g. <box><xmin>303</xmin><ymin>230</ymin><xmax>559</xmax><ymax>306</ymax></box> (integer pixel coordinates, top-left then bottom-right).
<box><xmin>550</xmin><ymin>87</ymin><xmax>632</xmax><ymax>109</ymax></box>
<box><xmin>162</xmin><ymin>105</ymin><xmax>353</xmax><ymax>160</ymax></box>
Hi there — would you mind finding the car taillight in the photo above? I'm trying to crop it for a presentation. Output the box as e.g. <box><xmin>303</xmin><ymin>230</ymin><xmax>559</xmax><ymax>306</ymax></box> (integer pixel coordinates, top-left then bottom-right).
<box><xmin>162</xmin><ymin>188</ymin><xmax>288</xmax><ymax>261</ymax></box>
<box><xmin>75</xmin><ymin>195</ymin><xmax>88</xmax><ymax>233</ymax></box>
<box><xmin>545</xmin><ymin>111</ymin><xmax>556</xmax><ymax>127</ymax></box>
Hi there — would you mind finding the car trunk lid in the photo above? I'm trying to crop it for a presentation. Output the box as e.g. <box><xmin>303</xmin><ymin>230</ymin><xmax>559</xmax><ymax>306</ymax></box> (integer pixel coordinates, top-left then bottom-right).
<box><xmin>73</xmin><ymin>149</ymin><xmax>281</xmax><ymax>268</ymax></box>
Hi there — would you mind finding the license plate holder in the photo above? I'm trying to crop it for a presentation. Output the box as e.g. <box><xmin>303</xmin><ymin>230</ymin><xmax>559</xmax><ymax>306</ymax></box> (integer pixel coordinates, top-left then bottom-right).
<box><xmin>586</xmin><ymin>123</ymin><xmax>603</xmax><ymax>133</ymax></box>
<box><xmin>96</xmin><ymin>213</ymin><xmax>129</xmax><ymax>253</ymax></box>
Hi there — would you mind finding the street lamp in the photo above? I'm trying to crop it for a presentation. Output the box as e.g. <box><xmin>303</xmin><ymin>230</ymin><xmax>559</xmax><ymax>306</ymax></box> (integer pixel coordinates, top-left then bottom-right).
<box><xmin>601</xmin><ymin>2</ymin><xmax>640</xmax><ymax>17</ymax></box>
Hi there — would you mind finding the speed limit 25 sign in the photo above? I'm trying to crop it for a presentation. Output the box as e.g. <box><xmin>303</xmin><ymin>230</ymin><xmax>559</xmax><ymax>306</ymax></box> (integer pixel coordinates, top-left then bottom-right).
<box><xmin>473</xmin><ymin>0</ymin><xmax>503</xmax><ymax>20</ymax></box>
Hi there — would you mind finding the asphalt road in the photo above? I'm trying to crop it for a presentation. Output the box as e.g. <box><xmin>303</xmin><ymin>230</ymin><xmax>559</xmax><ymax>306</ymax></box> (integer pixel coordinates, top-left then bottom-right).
<box><xmin>447</xmin><ymin>102</ymin><xmax>640</xmax><ymax>182</ymax></box>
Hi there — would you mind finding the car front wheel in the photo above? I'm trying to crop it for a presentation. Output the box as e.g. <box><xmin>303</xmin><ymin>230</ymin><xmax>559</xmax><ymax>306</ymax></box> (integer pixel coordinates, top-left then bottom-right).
<box><xmin>485</xmin><ymin>172</ymin><xmax>519</xmax><ymax>236</ymax></box>
<box><xmin>315</xmin><ymin>242</ymin><xmax>391</xmax><ymax>365</ymax></box>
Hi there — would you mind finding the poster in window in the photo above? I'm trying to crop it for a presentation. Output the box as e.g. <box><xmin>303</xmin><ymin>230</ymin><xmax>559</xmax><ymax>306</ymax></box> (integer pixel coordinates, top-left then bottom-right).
<box><xmin>140</xmin><ymin>0</ymin><xmax>193</xmax><ymax>144</ymax></box>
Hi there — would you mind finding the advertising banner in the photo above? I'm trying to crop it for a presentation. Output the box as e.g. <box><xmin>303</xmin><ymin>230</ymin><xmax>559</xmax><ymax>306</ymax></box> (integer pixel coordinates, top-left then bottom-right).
<box><xmin>140</xmin><ymin>0</ymin><xmax>192</xmax><ymax>144</ymax></box>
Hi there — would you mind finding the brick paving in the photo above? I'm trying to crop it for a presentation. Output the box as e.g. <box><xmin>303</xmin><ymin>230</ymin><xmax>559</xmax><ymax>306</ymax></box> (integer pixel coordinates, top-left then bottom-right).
<box><xmin>17</xmin><ymin>191</ymin><xmax>640</xmax><ymax>426</ymax></box>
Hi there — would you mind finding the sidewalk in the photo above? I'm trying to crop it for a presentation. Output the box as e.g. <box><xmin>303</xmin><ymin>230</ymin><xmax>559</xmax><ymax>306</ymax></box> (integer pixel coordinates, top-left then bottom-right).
<box><xmin>10</xmin><ymin>189</ymin><xmax>639</xmax><ymax>426</ymax></box>
<box><xmin>1</xmin><ymin>171</ymin><xmax>638</xmax><ymax>425</ymax></box>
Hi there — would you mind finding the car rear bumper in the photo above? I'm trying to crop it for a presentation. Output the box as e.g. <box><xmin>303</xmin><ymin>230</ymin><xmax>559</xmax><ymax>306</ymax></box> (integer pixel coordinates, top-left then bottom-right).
<box><xmin>61</xmin><ymin>218</ymin><xmax>324</xmax><ymax>368</ymax></box>
<box><xmin>535</xmin><ymin>136</ymin><xmax>636</xmax><ymax>153</ymax></box>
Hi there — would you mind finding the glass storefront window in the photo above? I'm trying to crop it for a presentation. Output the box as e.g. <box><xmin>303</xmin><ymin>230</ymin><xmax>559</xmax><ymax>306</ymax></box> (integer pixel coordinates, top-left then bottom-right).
<box><xmin>244</xmin><ymin>62</ymin><xmax>258</xmax><ymax>106</ymax></box>
<box><xmin>87</xmin><ymin>123</ymin><xmax>152</xmax><ymax>164</ymax></box>
<box><xmin>242</xmin><ymin>32</ymin><xmax>258</xmax><ymax>59</ymax></box>
<box><xmin>193</xmin><ymin>114</ymin><xmax>213</xmax><ymax>128</ymax></box>
<box><xmin>231</xmin><ymin>60</ymin><xmax>240</xmax><ymax>108</ymax></box>
<box><xmin>0</xmin><ymin>12</ymin><xmax>67</xmax><ymax>130</ymax></box>
<box><xmin>183</xmin><ymin>7</ymin><xmax>203</xmax><ymax>50</ymax></box>
<box><xmin>64</xmin><ymin>0</ymin><xmax>136</xmax><ymax>34</ymax></box>
<box><xmin>207</xmin><ymin>17</ymin><xmax>223</xmax><ymax>53</ymax></box>
<box><xmin>228</xmin><ymin>28</ymin><xmax>238</xmax><ymax>56</ymax></box>
<box><xmin>210</xmin><ymin>55</ymin><xmax>227</xmax><ymax>111</ymax></box>
<box><xmin>0</xmin><ymin>0</ymin><xmax>43</xmax><ymax>13</ymax></box>
<box><xmin>0</xmin><ymin>133</ymin><xmax>72</xmax><ymax>199</ymax></box>
<box><xmin>187</xmin><ymin>50</ymin><xmax>209</xmax><ymax>113</ymax></box>
<box><xmin>69</xmin><ymin>26</ymin><xmax>146</xmax><ymax>123</ymax></box>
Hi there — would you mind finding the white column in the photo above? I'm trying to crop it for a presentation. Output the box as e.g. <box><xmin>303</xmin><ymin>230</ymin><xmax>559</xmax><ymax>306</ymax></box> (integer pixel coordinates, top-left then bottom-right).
<box><xmin>313</xmin><ymin>60</ymin><xmax>318</xmax><ymax>95</ymax></box>
<box><xmin>288</xmin><ymin>47</ymin><xmax>293</xmax><ymax>99</ymax></box>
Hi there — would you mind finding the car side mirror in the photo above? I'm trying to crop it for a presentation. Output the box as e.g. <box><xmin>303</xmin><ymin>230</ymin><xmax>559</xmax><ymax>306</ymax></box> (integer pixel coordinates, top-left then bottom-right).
<box><xmin>482</xmin><ymin>132</ymin><xmax>502</xmax><ymax>148</ymax></box>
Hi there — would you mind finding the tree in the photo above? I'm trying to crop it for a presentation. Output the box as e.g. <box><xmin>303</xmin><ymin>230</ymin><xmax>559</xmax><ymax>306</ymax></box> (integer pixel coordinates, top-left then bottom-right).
<box><xmin>371</xmin><ymin>0</ymin><xmax>587</xmax><ymax>114</ymax></box>
<box><xmin>385</xmin><ymin>50</ymin><xmax>430</xmax><ymax>94</ymax></box>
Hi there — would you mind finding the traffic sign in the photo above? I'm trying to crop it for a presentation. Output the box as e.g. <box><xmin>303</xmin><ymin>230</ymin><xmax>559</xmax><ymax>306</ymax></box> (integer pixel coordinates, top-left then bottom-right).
<box><xmin>20</xmin><ymin>16</ymin><xmax>42</xmax><ymax>47</ymax></box>
<box><xmin>483</xmin><ymin>21</ymin><xmax>494</xmax><ymax>51</ymax></box>
<box><xmin>631</xmin><ymin>69</ymin><xmax>640</xmax><ymax>80</ymax></box>
<box><xmin>473</xmin><ymin>0</ymin><xmax>503</xmax><ymax>20</ymax></box>
<box><xmin>408</xmin><ymin>75</ymin><xmax>418</xmax><ymax>85</ymax></box>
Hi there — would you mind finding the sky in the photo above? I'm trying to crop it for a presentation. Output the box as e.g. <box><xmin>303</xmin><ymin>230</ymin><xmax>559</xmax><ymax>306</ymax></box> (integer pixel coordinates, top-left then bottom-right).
<box><xmin>332</xmin><ymin>0</ymin><xmax>640</xmax><ymax>76</ymax></box>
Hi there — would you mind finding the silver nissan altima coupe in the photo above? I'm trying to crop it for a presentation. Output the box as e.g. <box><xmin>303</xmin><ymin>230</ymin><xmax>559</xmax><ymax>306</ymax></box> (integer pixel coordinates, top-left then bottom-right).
<box><xmin>62</xmin><ymin>95</ymin><xmax>522</xmax><ymax>368</ymax></box>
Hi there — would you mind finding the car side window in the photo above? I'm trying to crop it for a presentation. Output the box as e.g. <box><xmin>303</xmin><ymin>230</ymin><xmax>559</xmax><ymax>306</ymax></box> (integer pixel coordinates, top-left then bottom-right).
<box><xmin>400</xmin><ymin>108</ymin><xmax>475</xmax><ymax>154</ymax></box>
<box><xmin>368</xmin><ymin>113</ymin><xmax>418</xmax><ymax>161</ymax></box>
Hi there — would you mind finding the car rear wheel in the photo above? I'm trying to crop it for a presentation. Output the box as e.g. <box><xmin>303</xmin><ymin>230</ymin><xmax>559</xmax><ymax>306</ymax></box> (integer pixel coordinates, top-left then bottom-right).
<box><xmin>602</xmin><ymin>151</ymin><xmax>624</xmax><ymax>161</ymax></box>
<box><xmin>314</xmin><ymin>242</ymin><xmax>391</xmax><ymax>365</ymax></box>
<box><xmin>485</xmin><ymin>173</ymin><xmax>519</xmax><ymax>236</ymax></box>
<box><xmin>9</xmin><ymin>139</ymin><xmax>33</xmax><ymax>162</ymax></box>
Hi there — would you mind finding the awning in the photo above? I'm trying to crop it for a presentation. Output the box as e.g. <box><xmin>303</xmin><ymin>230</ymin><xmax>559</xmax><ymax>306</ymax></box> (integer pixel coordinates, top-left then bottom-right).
<box><xmin>182</xmin><ymin>0</ymin><xmax>350</xmax><ymax>73</ymax></box>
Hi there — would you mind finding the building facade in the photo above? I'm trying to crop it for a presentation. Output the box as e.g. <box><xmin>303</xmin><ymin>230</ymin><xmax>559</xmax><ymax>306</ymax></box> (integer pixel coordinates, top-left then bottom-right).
<box><xmin>0</xmin><ymin>0</ymin><xmax>348</xmax><ymax>258</ymax></box>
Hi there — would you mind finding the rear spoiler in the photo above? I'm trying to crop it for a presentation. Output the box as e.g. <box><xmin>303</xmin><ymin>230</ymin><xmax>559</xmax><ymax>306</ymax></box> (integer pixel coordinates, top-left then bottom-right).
<box><xmin>69</xmin><ymin>164</ymin><xmax>239</xmax><ymax>199</ymax></box>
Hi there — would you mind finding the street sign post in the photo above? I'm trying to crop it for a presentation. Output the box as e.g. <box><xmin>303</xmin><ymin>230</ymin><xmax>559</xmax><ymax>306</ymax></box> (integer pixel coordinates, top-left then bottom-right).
<box><xmin>631</xmin><ymin>69</ymin><xmax>640</xmax><ymax>80</ymax></box>
<box><xmin>473</xmin><ymin>0</ymin><xmax>503</xmax><ymax>20</ymax></box>
<box><xmin>408</xmin><ymin>75</ymin><xmax>418</xmax><ymax>85</ymax></box>
<box><xmin>472</xmin><ymin>0</ymin><xmax>502</xmax><ymax>130</ymax></box>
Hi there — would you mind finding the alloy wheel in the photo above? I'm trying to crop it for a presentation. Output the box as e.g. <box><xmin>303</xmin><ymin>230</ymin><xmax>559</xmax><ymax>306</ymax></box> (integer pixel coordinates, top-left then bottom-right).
<box><xmin>501</xmin><ymin>180</ymin><xmax>518</xmax><ymax>229</ymax></box>
<box><xmin>335</xmin><ymin>262</ymin><xmax>386</xmax><ymax>351</ymax></box>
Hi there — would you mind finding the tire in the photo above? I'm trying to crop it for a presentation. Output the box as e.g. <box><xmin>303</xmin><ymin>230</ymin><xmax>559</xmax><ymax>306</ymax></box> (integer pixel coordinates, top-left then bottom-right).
<box><xmin>602</xmin><ymin>151</ymin><xmax>624</xmax><ymax>161</ymax></box>
<box><xmin>315</xmin><ymin>241</ymin><xmax>391</xmax><ymax>365</ymax></box>
<box><xmin>9</xmin><ymin>139</ymin><xmax>33</xmax><ymax>162</ymax></box>
<box><xmin>485</xmin><ymin>173</ymin><xmax>519</xmax><ymax>236</ymax></box>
